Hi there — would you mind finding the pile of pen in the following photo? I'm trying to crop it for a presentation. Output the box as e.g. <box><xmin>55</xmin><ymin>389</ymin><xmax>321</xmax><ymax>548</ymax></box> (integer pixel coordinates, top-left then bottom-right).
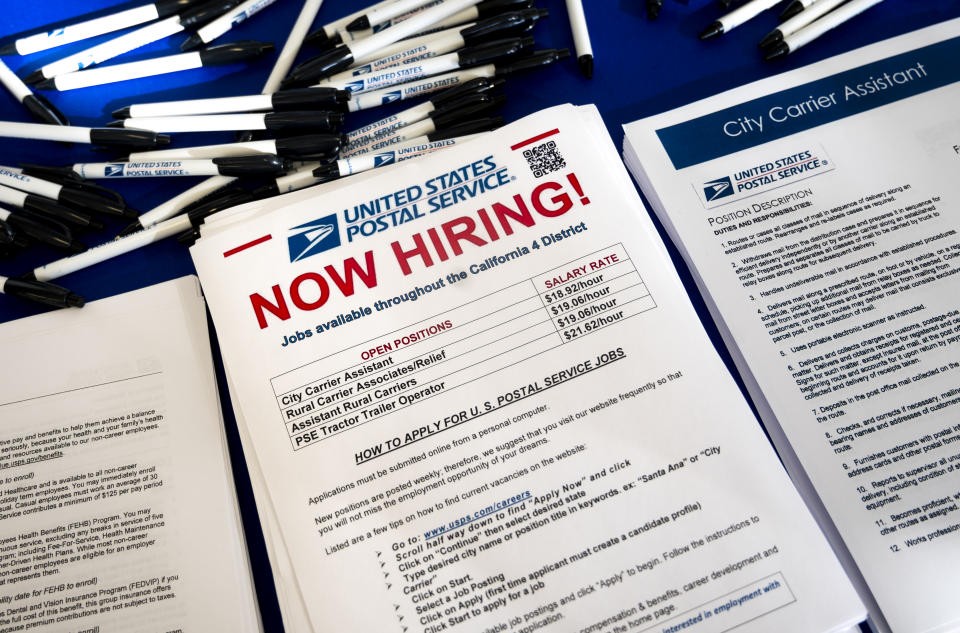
<box><xmin>0</xmin><ymin>0</ymin><xmax>571</xmax><ymax>310</ymax></box>
<box><xmin>646</xmin><ymin>0</ymin><xmax>884</xmax><ymax>60</ymax></box>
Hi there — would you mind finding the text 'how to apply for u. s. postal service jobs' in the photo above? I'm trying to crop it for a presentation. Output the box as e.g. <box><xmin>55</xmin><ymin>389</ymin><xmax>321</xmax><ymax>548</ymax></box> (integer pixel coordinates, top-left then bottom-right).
<box><xmin>191</xmin><ymin>105</ymin><xmax>863</xmax><ymax>633</ymax></box>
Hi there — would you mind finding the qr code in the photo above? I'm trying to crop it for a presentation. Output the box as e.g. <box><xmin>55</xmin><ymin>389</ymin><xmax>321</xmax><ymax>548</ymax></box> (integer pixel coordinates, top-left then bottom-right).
<box><xmin>523</xmin><ymin>140</ymin><xmax>565</xmax><ymax>178</ymax></box>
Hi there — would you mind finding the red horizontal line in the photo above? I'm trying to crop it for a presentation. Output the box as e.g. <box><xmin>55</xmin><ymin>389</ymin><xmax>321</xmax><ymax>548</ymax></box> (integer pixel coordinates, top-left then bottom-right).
<box><xmin>224</xmin><ymin>234</ymin><xmax>272</xmax><ymax>258</ymax></box>
<box><xmin>510</xmin><ymin>128</ymin><xmax>559</xmax><ymax>150</ymax></box>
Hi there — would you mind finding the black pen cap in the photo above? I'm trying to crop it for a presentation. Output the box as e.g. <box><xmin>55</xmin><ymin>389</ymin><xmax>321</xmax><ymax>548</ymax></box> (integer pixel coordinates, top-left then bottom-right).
<box><xmin>282</xmin><ymin>46</ymin><xmax>354</xmax><ymax>87</ymax></box>
<box><xmin>0</xmin><ymin>218</ymin><xmax>14</xmax><ymax>245</ymax></box>
<box><xmin>180</xmin><ymin>0</ymin><xmax>243</xmax><ymax>29</ymax></box>
<box><xmin>4</xmin><ymin>277</ymin><xmax>85</xmax><ymax>308</ymax></box>
<box><xmin>305</xmin><ymin>29</ymin><xmax>342</xmax><ymax>50</ymax></box>
<box><xmin>430</xmin><ymin>117</ymin><xmax>504</xmax><ymax>141</ymax></box>
<box><xmin>7</xmin><ymin>211</ymin><xmax>83</xmax><ymax>253</ymax></box>
<box><xmin>187</xmin><ymin>188</ymin><xmax>254</xmax><ymax>227</ymax></box>
<box><xmin>495</xmin><ymin>49</ymin><xmax>569</xmax><ymax>76</ymax></box>
<box><xmin>275</xmin><ymin>134</ymin><xmax>345</xmax><ymax>159</ymax></box>
<box><xmin>198</xmin><ymin>40</ymin><xmax>276</xmax><ymax>66</ymax></box>
<box><xmin>476</xmin><ymin>0</ymin><xmax>535</xmax><ymax>18</ymax></box>
<box><xmin>271</xmin><ymin>87</ymin><xmax>352</xmax><ymax>112</ymax></box>
<box><xmin>58</xmin><ymin>187</ymin><xmax>128</xmax><ymax>219</ymax></box>
<box><xmin>23</xmin><ymin>195</ymin><xmax>105</xmax><ymax>231</ymax></box>
<box><xmin>21</xmin><ymin>94</ymin><xmax>69</xmax><ymax>126</ymax></box>
<box><xmin>458</xmin><ymin>36</ymin><xmax>535</xmax><ymax>67</ymax></box>
<box><xmin>431</xmin><ymin>93</ymin><xmax>505</xmax><ymax>128</ymax></box>
<box><xmin>89</xmin><ymin>128</ymin><xmax>171</xmax><ymax>149</ymax></box>
<box><xmin>212</xmin><ymin>154</ymin><xmax>289</xmax><ymax>176</ymax></box>
<box><xmin>263</xmin><ymin>111</ymin><xmax>345</xmax><ymax>132</ymax></box>
<box><xmin>155</xmin><ymin>0</ymin><xmax>208</xmax><ymax>17</ymax></box>
<box><xmin>461</xmin><ymin>9</ymin><xmax>547</xmax><ymax>45</ymax></box>
<box><xmin>430</xmin><ymin>77</ymin><xmax>505</xmax><ymax>108</ymax></box>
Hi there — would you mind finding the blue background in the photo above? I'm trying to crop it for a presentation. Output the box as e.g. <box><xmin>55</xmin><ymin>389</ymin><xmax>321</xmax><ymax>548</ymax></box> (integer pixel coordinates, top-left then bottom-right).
<box><xmin>1</xmin><ymin>0</ymin><xmax>959</xmax><ymax>630</ymax></box>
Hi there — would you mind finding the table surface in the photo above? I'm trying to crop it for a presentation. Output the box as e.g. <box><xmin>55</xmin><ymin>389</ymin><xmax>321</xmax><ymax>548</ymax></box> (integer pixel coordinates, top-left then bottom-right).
<box><xmin>1</xmin><ymin>0</ymin><xmax>959</xmax><ymax>629</ymax></box>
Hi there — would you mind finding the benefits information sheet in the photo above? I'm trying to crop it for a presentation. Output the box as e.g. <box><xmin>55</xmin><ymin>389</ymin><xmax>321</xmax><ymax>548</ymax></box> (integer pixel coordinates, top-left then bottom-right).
<box><xmin>192</xmin><ymin>104</ymin><xmax>862</xmax><ymax>633</ymax></box>
<box><xmin>624</xmin><ymin>19</ymin><xmax>960</xmax><ymax>633</ymax></box>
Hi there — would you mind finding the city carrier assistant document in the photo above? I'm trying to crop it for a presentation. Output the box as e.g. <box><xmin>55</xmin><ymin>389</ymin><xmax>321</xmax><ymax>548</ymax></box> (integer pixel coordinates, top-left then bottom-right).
<box><xmin>624</xmin><ymin>18</ymin><xmax>960</xmax><ymax>633</ymax></box>
<box><xmin>191</xmin><ymin>104</ymin><xmax>863</xmax><ymax>633</ymax></box>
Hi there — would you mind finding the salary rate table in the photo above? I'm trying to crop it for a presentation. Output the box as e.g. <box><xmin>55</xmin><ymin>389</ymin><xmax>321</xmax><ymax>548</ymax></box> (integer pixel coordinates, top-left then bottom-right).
<box><xmin>271</xmin><ymin>243</ymin><xmax>656</xmax><ymax>452</ymax></box>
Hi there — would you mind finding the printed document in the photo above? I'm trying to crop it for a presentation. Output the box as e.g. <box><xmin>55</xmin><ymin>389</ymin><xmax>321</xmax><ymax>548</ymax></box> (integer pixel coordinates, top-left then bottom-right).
<box><xmin>192</xmin><ymin>104</ymin><xmax>863</xmax><ymax>633</ymax></box>
<box><xmin>0</xmin><ymin>277</ymin><xmax>261</xmax><ymax>632</ymax></box>
<box><xmin>624</xmin><ymin>18</ymin><xmax>960</xmax><ymax>633</ymax></box>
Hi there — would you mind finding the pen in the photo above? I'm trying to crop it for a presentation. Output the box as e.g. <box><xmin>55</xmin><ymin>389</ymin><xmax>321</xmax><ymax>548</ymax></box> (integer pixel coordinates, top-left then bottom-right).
<box><xmin>317</xmin><ymin>36</ymin><xmax>533</xmax><ymax>94</ymax></box>
<box><xmin>700</xmin><ymin>0</ymin><xmax>783</xmax><ymax>39</ymax></box>
<box><xmin>262</xmin><ymin>0</ymin><xmax>324</xmax><ymax>93</ymax></box>
<box><xmin>343</xmin><ymin>78</ymin><xmax>503</xmax><ymax>148</ymax></box>
<box><xmin>174</xmin><ymin>188</ymin><xmax>257</xmax><ymax>245</ymax></box>
<box><xmin>305</xmin><ymin>0</ymin><xmax>403</xmax><ymax>48</ymax></box>
<box><xmin>0</xmin><ymin>61</ymin><xmax>67</xmax><ymax>126</ymax></box>
<box><xmin>24</xmin><ymin>0</ymin><xmax>242</xmax><ymax>83</ymax></box>
<box><xmin>765</xmin><ymin>0</ymin><xmax>885</xmax><ymax>60</ymax></box>
<box><xmin>35</xmin><ymin>41</ymin><xmax>275</xmax><ymax>92</ymax></box>
<box><xmin>118</xmin><ymin>175</ymin><xmax>236</xmax><ymax>236</ymax></box>
<box><xmin>347</xmin><ymin>0</ymin><xmax>443</xmax><ymax>32</ymax></box>
<box><xmin>0</xmin><ymin>120</ymin><xmax>169</xmax><ymax>148</ymax></box>
<box><xmin>281</xmin><ymin>0</ymin><xmax>485</xmax><ymax>85</ymax></box>
<box><xmin>347</xmin><ymin>49</ymin><xmax>567</xmax><ymax>112</ymax></box>
<box><xmin>67</xmin><ymin>155</ymin><xmax>288</xmax><ymax>179</ymax></box>
<box><xmin>760</xmin><ymin>0</ymin><xmax>846</xmax><ymax>49</ymax></box>
<box><xmin>0</xmin><ymin>165</ymin><xmax>130</xmax><ymax>219</ymax></box>
<box><xmin>327</xmin><ymin>10</ymin><xmax>547</xmax><ymax>83</ymax></box>
<box><xmin>29</xmin><ymin>187</ymin><xmax>248</xmax><ymax>281</ymax></box>
<box><xmin>181</xmin><ymin>0</ymin><xmax>281</xmax><ymax>51</ymax></box>
<box><xmin>0</xmin><ymin>0</ymin><xmax>206</xmax><ymax>56</ymax></box>
<box><xmin>120</xmin><ymin>134</ymin><xmax>344</xmax><ymax>161</ymax></box>
<box><xmin>312</xmin><ymin>0</ymin><xmax>535</xmax><ymax>51</ymax></box>
<box><xmin>110</xmin><ymin>110</ymin><xmax>344</xmax><ymax>134</ymax></box>
<box><xmin>114</xmin><ymin>87</ymin><xmax>350</xmax><ymax>119</ymax></box>
<box><xmin>565</xmin><ymin>0</ymin><xmax>593</xmax><ymax>78</ymax></box>
<box><xmin>0</xmin><ymin>274</ymin><xmax>84</xmax><ymax>308</ymax></box>
<box><xmin>344</xmin><ymin>92</ymin><xmax>504</xmax><ymax>156</ymax></box>
<box><xmin>316</xmin><ymin>131</ymin><xmax>488</xmax><ymax>181</ymax></box>
<box><xmin>0</xmin><ymin>183</ymin><xmax>105</xmax><ymax>230</ymax></box>
<box><xmin>0</xmin><ymin>206</ymin><xmax>85</xmax><ymax>252</ymax></box>
<box><xmin>780</xmin><ymin>0</ymin><xmax>818</xmax><ymax>21</ymax></box>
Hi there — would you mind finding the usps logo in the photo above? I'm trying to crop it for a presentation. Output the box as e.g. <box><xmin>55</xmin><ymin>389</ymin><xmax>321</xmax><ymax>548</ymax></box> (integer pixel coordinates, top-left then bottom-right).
<box><xmin>381</xmin><ymin>91</ymin><xmax>402</xmax><ymax>105</ymax></box>
<box><xmin>288</xmin><ymin>215</ymin><xmax>341</xmax><ymax>263</ymax></box>
<box><xmin>104</xmin><ymin>164</ymin><xmax>126</xmax><ymax>178</ymax></box>
<box><xmin>346</xmin><ymin>80</ymin><xmax>365</xmax><ymax>93</ymax></box>
<box><xmin>353</xmin><ymin>64</ymin><xmax>372</xmax><ymax>76</ymax></box>
<box><xmin>703</xmin><ymin>177</ymin><xmax>733</xmax><ymax>201</ymax></box>
<box><xmin>373</xmin><ymin>153</ymin><xmax>395</xmax><ymax>168</ymax></box>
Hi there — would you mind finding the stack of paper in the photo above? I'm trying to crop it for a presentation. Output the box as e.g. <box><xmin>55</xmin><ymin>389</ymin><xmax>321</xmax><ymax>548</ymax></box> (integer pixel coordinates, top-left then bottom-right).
<box><xmin>624</xmin><ymin>18</ymin><xmax>960</xmax><ymax>633</ymax></box>
<box><xmin>190</xmin><ymin>103</ymin><xmax>864</xmax><ymax>633</ymax></box>
<box><xmin>0</xmin><ymin>277</ymin><xmax>261</xmax><ymax>632</ymax></box>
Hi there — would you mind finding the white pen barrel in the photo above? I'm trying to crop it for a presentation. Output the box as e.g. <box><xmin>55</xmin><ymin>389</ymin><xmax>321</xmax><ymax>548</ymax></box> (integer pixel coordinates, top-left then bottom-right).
<box><xmin>346</xmin><ymin>101</ymin><xmax>436</xmax><ymax>145</ymax></box>
<box><xmin>128</xmin><ymin>94</ymin><xmax>274</xmax><ymax>118</ymax></box>
<box><xmin>326</xmin><ymin>54</ymin><xmax>461</xmax><ymax>94</ymax></box>
<box><xmin>264</xmin><ymin>0</ymin><xmax>323</xmax><ymax>92</ymax></box>
<box><xmin>0</xmin><ymin>184</ymin><xmax>29</xmax><ymax>208</ymax></box>
<box><xmin>368</xmin><ymin>0</ymin><xmax>443</xmax><ymax>27</ymax></box>
<box><xmin>53</xmin><ymin>52</ymin><xmax>203</xmax><ymax>91</ymax></box>
<box><xmin>0</xmin><ymin>121</ymin><xmax>91</xmax><ymax>143</ymax></box>
<box><xmin>787</xmin><ymin>0</ymin><xmax>884</xmax><ymax>49</ymax></box>
<box><xmin>780</xmin><ymin>0</ymin><xmax>847</xmax><ymax>37</ymax></box>
<box><xmin>346</xmin><ymin>27</ymin><xmax>453</xmax><ymax>70</ymax></box>
<box><xmin>565</xmin><ymin>0</ymin><xmax>592</xmax><ymax>57</ymax></box>
<box><xmin>276</xmin><ymin>163</ymin><xmax>323</xmax><ymax>193</ymax></box>
<box><xmin>0</xmin><ymin>61</ymin><xmax>32</xmax><ymax>101</ymax></box>
<box><xmin>0</xmin><ymin>166</ymin><xmax>62</xmax><ymax>199</ymax></box>
<box><xmin>130</xmin><ymin>140</ymin><xmax>278</xmax><ymax>160</ymax></box>
<box><xmin>324</xmin><ymin>0</ymin><xmax>405</xmax><ymax>35</ymax></box>
<box><xmin>334</xmin><ymin>30</ymin><xmax>467</xmax><ymax>82</ymax></box>
<box><xmin>197</xmin><ymin>0</ymin><xmax>279</xmax><ymax>44</ymax></box>
<box><xmin>346</xmin><ymin>65</ymin><xmax>493</xmax><ymax>111</ymax></box>
<box><xmin>75</xmin><ymin>160</ymin><xmax>222</xmax><ymax>178</ymax></box>
<box><xmin>722</xmin><ymin>0</ymin><xmax>781</xmax><ymax>29</ymax></box>
<box><xmin>122</xmin><ymin>113</ymin><xmax>267</xmax><ymax>133</ymax></box>
<box><xmin>349</xmin><ymin>0</ymin><xmax>482</xmax><ymax>62</ymax></box>
<box><xmin>15</xmin><ymin>4</ymin><xmax>161</xmax><ymax>55</ymax></box>
<box><xmin>138</xmin><ymin>175</ymin><xmax>236</xmax><ymax>228</ymax></box>
<box><xmin>40</xmin><ymin>16</ymin><xmax>185</xmax><ymax>79</ymax></box>
<box><xmin>33</xmin><ymin>215</ymin><xmax>191</xmax><ymax>282</ymax></box>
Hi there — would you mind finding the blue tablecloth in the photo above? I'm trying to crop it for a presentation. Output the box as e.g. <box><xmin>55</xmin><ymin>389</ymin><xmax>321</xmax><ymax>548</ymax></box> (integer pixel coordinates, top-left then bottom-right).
<box><xmin>1</xmin><ymin>0</ymin><xmax>958</xmax><ymax>629</ymax></box>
